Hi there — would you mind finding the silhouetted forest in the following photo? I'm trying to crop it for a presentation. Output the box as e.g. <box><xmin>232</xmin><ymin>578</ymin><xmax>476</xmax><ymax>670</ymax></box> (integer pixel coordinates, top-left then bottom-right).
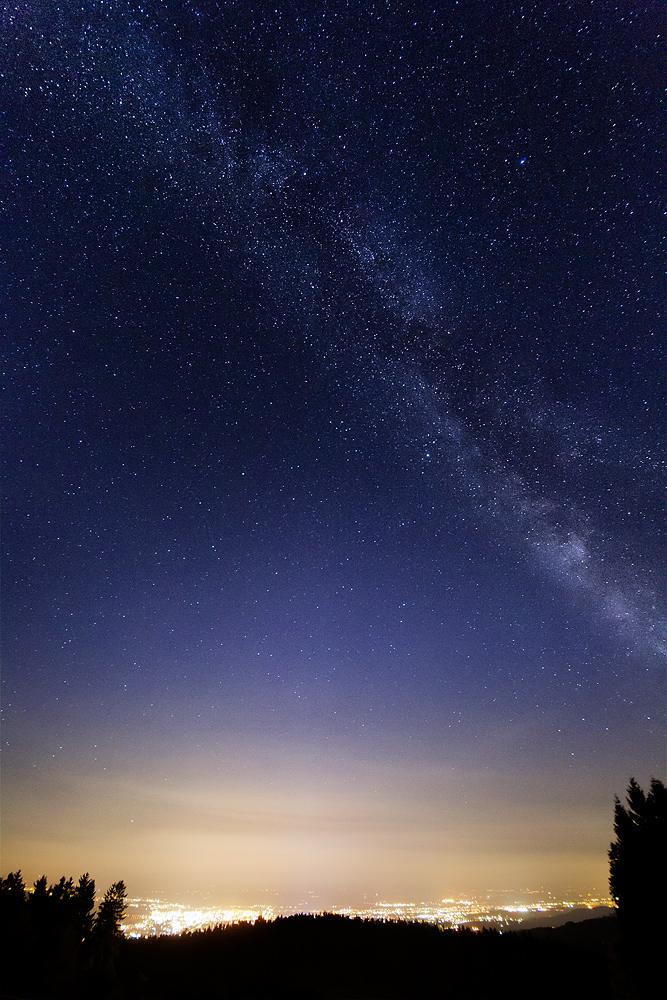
<box><xmin>0</xmin><ymin>896</ymin><xmax>619</xmax><ymax>1000</ymax></box>
<box><xmin>1</xmin><ymin>779</ymin><xmax>663</xmax><ymax>999</ymax></box>
<box><xmin>0</xmin><ymin>871</ymin><xmax>126</xmax><ymax>999</ymax></box>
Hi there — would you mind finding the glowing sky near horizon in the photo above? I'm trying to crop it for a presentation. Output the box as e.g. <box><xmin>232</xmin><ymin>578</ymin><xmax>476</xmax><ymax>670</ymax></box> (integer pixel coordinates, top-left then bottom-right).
<box><xmin>2</xmin><ymin>1</ymin><xmax>664</xmax><ymax>909</ymax></box>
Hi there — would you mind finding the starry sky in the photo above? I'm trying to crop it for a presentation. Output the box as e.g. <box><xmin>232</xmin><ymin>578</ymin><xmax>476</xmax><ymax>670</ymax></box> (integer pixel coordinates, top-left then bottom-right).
<box><xmin>3</xmin><ymin>1</ymin><xmax>665</xmax><ymax>910</ymax></box>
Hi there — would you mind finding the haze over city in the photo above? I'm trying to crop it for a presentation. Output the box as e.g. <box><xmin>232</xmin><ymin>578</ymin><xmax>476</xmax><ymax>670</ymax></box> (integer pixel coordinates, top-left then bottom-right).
<box><xmin>3</xmin><ymin>1</ymin><xmax>664</xmax><ymax>912</ymax></box>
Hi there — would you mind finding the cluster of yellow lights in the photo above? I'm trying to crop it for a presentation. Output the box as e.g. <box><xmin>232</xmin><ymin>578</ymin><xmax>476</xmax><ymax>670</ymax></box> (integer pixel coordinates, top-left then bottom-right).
<box><xmin>123</xmin><ymin>899</ymin><xmax>277</xmax><ymax>938</ymax></box>
<box><xmin>122</xmin><ymin>895</ymin><xmax>609</xmax><ymax>938</ymax></box>
<box><xmin>330</xmin><ymin>897</ymin><xmax>607</xmax><ymax>930</ymax></box>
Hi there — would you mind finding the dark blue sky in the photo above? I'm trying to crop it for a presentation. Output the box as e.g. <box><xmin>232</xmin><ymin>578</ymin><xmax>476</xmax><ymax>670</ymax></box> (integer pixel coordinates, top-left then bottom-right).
<box><xmin>3</xmin><ymin>1</ymin><xmax>664</xmax><ymax>908</ymax></box>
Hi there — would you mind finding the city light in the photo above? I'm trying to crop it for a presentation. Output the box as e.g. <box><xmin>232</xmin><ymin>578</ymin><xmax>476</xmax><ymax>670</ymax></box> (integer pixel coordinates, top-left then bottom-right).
<box><xmin>122</xmin><ymin>894</ymin><xmax>611</xmax><ymax>937</ymax></box>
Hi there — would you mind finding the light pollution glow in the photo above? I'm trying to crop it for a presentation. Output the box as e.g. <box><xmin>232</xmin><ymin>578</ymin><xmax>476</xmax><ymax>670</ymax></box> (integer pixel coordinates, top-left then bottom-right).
<box><xmin>3</xmin><ymin>726</ymin><xmax>616</xmax><ymax>910</ymax></box>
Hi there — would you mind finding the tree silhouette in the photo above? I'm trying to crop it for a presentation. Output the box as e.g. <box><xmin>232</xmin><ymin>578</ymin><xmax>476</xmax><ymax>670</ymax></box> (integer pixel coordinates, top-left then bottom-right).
<box><xmin>608</xmin><ymin>777</ymin><xmax>666</xmax><ymax>927</ymax></box>
<box><xmin>91</xmin><ymin>879</ymin><xmax>128</xmax><ymax>985</ymax></box>
<box><xmin>0</xmin><ymin>870</ymin><xmax>127</xmax><ymax>997</ymax></box>
<box><xmin>608</xmin><ymin>777</ymin><xmax>666</xmax><ymax>999</ymax></box>
<box><xmin>95</xmin><ymin>879</ymin><xmax>127</xmax><ymax>938</ymax></box>
<box><xmin>0</xmin><ymin>869</ymin><xmax>27</xmax><ymax>918</ymax></box>
<box><xmin>73</xmin><ymin>872</ymin><xmax>96</xmax><ymax>941</ymax></box>
<box><xmin>0</xmin><ymin>869</ymin><xmax>28</xmax><ymax>971</ymax></box>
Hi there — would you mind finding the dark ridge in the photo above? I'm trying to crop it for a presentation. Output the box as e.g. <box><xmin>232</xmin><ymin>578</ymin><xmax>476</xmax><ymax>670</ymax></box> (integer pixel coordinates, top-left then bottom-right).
<box><xmin>115</xmin><ymin>913</ymin><xmax>616</xmax><ymax>1000</ymax></box>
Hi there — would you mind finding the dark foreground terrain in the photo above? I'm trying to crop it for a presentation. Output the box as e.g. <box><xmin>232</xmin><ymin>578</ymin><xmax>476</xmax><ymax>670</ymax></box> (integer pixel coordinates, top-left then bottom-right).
<box><xmin>3</xmin><ymin>912</ymin><xmax>634</xmax><ymax>1000</ymax></box>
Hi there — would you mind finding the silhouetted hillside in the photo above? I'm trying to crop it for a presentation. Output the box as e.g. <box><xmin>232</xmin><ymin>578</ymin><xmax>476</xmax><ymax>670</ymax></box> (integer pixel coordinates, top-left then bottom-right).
<box><xmin>523</xmin><ymin>914</ymin><xmax>618</xmax><ymax>949</ymax></box>
<box><xmin>0</xmin><ymin>890</ymin><xmax>626</xmax><ymax>999</ymax></box>
<box><xmin>518</xmin><ymin>905</ymin><xmax>614</xmax><ymax>930</ymax></box>
<box><xmin>116</xmin><ymin>913</ymin><xmax>616</xmax><ymax>1000</ymax></box>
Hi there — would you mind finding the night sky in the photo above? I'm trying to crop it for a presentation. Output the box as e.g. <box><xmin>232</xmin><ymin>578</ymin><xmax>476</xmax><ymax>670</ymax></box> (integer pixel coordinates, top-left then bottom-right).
<box><xmin>3</xmin><ymin>2</ymin><xmax>665</xmax><ymax>910</ymax></box>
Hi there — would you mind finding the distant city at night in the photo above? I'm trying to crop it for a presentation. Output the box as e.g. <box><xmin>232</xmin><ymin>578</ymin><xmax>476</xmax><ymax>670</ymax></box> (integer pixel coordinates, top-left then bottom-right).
<box><xmin>122</xmin><ymin>892</ymin><xmax>613</xmax><ymax>938</ymax></box>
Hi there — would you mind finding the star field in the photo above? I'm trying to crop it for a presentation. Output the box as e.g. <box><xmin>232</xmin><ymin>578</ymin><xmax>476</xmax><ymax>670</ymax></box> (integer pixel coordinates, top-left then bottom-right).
<box><xmin>2</xmin><ymin>1</ymin><xmax>664</xmax><ymax>907</ymax></box>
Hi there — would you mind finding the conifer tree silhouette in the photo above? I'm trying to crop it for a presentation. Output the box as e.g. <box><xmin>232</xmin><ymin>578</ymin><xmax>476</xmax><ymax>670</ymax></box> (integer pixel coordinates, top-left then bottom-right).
<box><xmin>0</xmin><ymin>869</ymin><xmax>28</xmax><ymax>974</ymax></box>
<box><xmin>608</xmin><ymin>777</ymin><xmax>666</xmax><ymax>999</ymax></box>
<box><xmin>94</xmin><ymin>879</ymin><xmax>127</xmax><ymax>936</ymax></box>
<box><xmin>0</xmin><ymin>870</ymin><xmax>125</xmax><ymax>996</ymax></box>
<box><xmin>91</xmin><ymin>879</ymin><xmax>128</xmax><ymax>983</ymax></box>
<box><xmin>74</xmin><ymin>872</ymin><xmax>96</xmax><ymax>942</ymax></box>
<box><xmin>609</xmin><ymin>777</ymin><xmax>666</xmax><ymax>927</ymax></box>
